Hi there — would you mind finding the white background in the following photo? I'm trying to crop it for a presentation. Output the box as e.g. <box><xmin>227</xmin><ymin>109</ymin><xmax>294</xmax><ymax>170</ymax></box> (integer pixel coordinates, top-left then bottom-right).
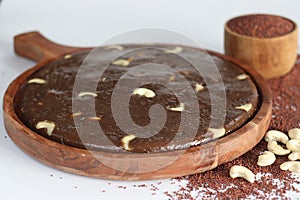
<box><xmin>1</xmin><ymin>0</ymin><xmax>300</xmax><ymax>199</ymax></box>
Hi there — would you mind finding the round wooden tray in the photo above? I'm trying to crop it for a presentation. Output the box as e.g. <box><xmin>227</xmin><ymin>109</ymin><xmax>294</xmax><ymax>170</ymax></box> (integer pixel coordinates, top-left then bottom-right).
<box><xmin>3</xmin><ymin>31</ymin><xmax>272</xmax><ymax>180</ymax></box>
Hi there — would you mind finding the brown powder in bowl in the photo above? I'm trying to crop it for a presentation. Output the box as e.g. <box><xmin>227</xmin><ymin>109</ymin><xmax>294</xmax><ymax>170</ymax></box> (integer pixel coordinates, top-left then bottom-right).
<box><xmin>168</xmin><ymin>56</ymin><xmax>300</xmax><ymax>199</ymax></box>
<box><xmin>227</xmin><ymin>14</ymin><xmax>295</xmax><ymax>38</ymax></box>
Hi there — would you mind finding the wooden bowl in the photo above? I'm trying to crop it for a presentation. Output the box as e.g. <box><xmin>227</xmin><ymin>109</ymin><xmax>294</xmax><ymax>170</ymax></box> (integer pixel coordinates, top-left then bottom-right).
<box><xmin>3</xmin><ymin>31</ymin><xmax>272</xmax><ymax>180</ymax></box>
<box><xmin>224</xmin><ymin>14</ymin><xmax>298</xmax><ymax>79</ymax></box>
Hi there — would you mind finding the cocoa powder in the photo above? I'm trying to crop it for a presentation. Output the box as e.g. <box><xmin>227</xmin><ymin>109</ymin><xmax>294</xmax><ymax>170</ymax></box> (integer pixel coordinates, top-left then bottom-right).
<box><xmin>169</xmin><ymin>56</ymin><xmax>300</xmax><ymax>199</ymax></box>
<box><xmin>227</xmin><ymin>14</ymin><xmax>294</xmax><ymax>38</ymax></box>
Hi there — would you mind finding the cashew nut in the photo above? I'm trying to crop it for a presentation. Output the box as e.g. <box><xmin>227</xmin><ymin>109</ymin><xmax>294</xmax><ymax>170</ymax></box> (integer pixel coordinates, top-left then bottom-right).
<box><xmin>267</xmin><ymin>141</ymin><xmax>290</xmax><ymax>155</ymax></box>
<box><xmin>36</xmin><ymin>120</ymin><xmax>55</xmax><ymax>136</ymax></box>
<box><xmin>133</xmin><ymin>88</ymin><xmax>155</xmax><ymax>98</ymax></box>
<box><xmin>72</xmin><ymin>112</ymin><xmax>83</xmax><ymax>117</ymax></box>
<box><xmin>28</xmin><ymin>78</ymin><xmax>46</xmax><ymax>84</ymax></box>
<box><xmin>88</xmin><ymin>116</ymin><xmax>102</xmax><ymax>121</ymax></box>
<box><xmin>195</xmin><ymin>83</ymin><xmax>205</xmax><ymax>92</ymax></box>
<box><xmin>112</xmin><ymin>58</ymin><xmax>132</xmax><ymax>67</ymax></box>
<box><xmin>106</xmin><ymin>45</ymin><xmax>124</xmax><ymax>51</ymax></box>
<box><xmin>121</xmin><ymin>134</ymin><xmax>136</xmax><ymax>151</ymax></box>
<box><xmin>164</xmin><ymin>47</ymin><xmax>183</xmax><ymax>54</ymax></box>
<box><xmin>280</xmin><ymin>161</ymin><xmax>300</xmax><ymax>173</ymax></box>
<box><xmin>208</xmin><ymin>127</ymin><xmax>226</xmax><ymax>139</ymax></box>
<box><xmin>257</xmin><ymin>151</ymin><xmax>276</xmax><ymax>166</ymax></box>
<box><xmin>237</xmin><ymin>74</ymin><xmax>249</xmax><ymax>80</ymax></box>
<box><xmin>264</xmin><ymin>130</ymin><xmax>289</xmax><ymax>144</ymax></box>
<box><xmin>288</xmin><ymin>128</ymin><xmax>300</xmax><ymax>139</ymax></box>
<box><xmin>229</xmin><ymin>165</ymin><xmax>255</xmax><ymax>183</ymax></box>
<box><xmin>64</xmin><ymin>54</ymin><xmax>72</xmax><ymax>59</ymax></box>
<box><xmin>169</xmin><ymin>75</ymin><xmax>176</xmax><ymax>81</ymax></box>
<box><xmin>78</xmin><ymin>92</ymin><xmax>98</xmax><ymax>97</ymax></box>
<box><xmin>286</xmin><ymin>139</ymin><xmax>300</xmax><ymax>152</ymax></box>
<box><xmin>235</xmin><ymin>103</ymin><xmax>253</xmax><ymax>112</ymax></box>
<box><xmin>166</xmin><ymin>103</ymin><xmax>185</xmax><ymax>112</ymax></box>
<box><xmin>288</xmin><ymin>152</ymin><xmax>300</xmax><ymax>161</ymax></box>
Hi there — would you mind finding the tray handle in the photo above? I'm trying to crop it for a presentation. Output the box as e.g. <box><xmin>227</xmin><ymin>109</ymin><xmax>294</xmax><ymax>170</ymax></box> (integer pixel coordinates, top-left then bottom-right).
<box><xmin>14</xmin><ymin>31</ymin><xmax>90</xmax><ymax>62</ymax></box>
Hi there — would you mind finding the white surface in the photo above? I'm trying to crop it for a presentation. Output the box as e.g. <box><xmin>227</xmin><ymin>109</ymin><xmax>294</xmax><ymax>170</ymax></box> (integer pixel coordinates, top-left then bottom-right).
<box><xmin>1</xmin><ymin>0</ymin><xmax>300</xmax><ymax>199</ymax></box>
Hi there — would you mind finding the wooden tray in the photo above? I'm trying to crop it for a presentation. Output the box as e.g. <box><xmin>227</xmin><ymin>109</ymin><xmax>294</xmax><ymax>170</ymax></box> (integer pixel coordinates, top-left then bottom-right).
<box><xmin>3</xmin><ymin>31</ymin><xmax>272</xmax><ymax>180</ymax></box>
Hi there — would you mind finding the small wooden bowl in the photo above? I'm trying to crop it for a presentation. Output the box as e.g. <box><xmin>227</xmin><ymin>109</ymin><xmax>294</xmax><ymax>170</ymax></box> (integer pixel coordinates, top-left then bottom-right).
<box><xmin>224</xmin><ymin>14</ymin><xmax>298</xmax><ymax>79</ymax></box>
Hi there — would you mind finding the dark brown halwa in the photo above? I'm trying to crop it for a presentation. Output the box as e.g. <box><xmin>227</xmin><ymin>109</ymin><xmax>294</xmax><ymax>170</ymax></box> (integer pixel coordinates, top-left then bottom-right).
<box><xmin>15</xmin><ymin>44</ymin><xmax>258</xmax><ymax>153</ymax></box>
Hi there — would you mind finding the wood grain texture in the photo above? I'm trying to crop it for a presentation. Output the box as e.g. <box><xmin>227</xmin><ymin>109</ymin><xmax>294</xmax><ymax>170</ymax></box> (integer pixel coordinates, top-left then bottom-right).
<box><xmin>224</xmin><ymin>18</ymin><xmax>298</xmax><ymax>79</ymax></box>
<box><xmin>14</xmin><ymin>31</ymin><xmax>91</xmax><ymax>62</ymax></box>
<box><xmin>3</xmin><ymin>31</ymin><xmax>272</xmax><ymax>180</ymax></box>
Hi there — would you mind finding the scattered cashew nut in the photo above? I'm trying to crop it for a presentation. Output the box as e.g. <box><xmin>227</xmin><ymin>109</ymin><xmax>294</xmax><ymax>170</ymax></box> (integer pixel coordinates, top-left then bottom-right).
<box><xmin>257</xmin><ymin>151</ymin><xmax>276</xmax><ymax>166</ymax></box>
<box><xmin>133</xmin><ymin>88</ymin><xmax>155</xmax><ymax>98</ymax></box>
<box><xmin>229</xmin><ymin>165</ymin><xmax>255</xmax><ymax>183</ymax></box>
<box><xmin>78</xmin><ymin>92</ymin><xmax>98</xmax><ymax>97</ymax></box>
<box><xmin>169</xmin><ymin>75</ymin><xmax>176</xmax><ymax>81</ymax></box>
<box><xmin>208</xmin><ymin>127</ymin><xmax>226</xmax><ymax>139</ymax></box>
<box><xmin>64</xmin><ymin>54</ymin><xmax>72</xmax><ymax>59</ymax></box>
<box><xmin>264</xmin><ymin>130</ymin><xmax>289</xmax><ymax>144</ymax></box>
<box><xmin>164</xmin><ymin>47</ymin><xmax>183</xmax><ymax>54</ymax></box>
<box><xmin>28</xmin><ymin>78</ymin><xmax>46</xmax><ymax>84</ymax></box>
<box><xmin>237</xmin><ymin>74</ymin><xmax>249</xmax><ymax>80</ymax></box>
<box><xmin>288</xmin><ymin>152</ymin><xmax>300</xmax><ymax>161</ymax></box>
<box><xmin>112</xmin><ymin>58</ymin><xmax>132</xmax><ymax>67</ymax></box>
<box><xmin>280</xmin><ymin>161</ymin><xmax>300</xmax><ymax>173</ymax></box>
<box><xmin>88</xmin><ymin>116</ymin><xmax>102</xmax><ymax>121</ymax></box>
<box><xmin>286</xmin><ymin>139</ymin><xmax>300</xmax><ymax>152</ymax></box>
<box><xmin>72</xmin><ymin>112</ymin><xmax>83</xmax><ymax>117</ymax></box>
<box><xmin>106</xmin><ymin>45</ymin><xmax>124</xmax><ymax>51</ymax></box>
<box><xmin>121</xmin><ymin>134</ymin><xmax>136</xmax><ymax>151</ymax></box>
<box><xmin>195</xmin><ymin>83</ymin><xmax>205</xmax><ymax>92</ymax></box>
<box><xmin>235</xmin><ymin>103</ymin><xmax>253</xmax><ymax>112</ymax></box>
<box><xmin>36</xmin><ymin>120</ymin><xmax>55</xmax><ymax>136</ymax></box>
<box><xmin>166</xmin><ymin>103</ymin><xmax>185</xmax><ymax>112</ymax></box>
<box><xmin>267</xmin><ymin>141</ymin><xmax>290</xmax><ymax>155</ymax></box>
<box><xmin>288</xmin><ymin>128</ymin><xmax>300</xmax><ymax>139</ymax></box>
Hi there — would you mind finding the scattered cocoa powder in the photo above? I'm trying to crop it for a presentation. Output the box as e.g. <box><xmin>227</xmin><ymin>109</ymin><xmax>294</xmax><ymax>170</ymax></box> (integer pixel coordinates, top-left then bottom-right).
<box><xmin>150</xmin><ymin>184</ymin><xmax>159</xmax><ymax>192</ymax></box>
<box><xmin>118</xmin><ymin>185</ymin><xmax>127</xmax><ymax>189</ymax></box>
<box><xmin>136</xmin><ymin>184</ymin><xmax>147</xmax><ymax>188</ymax></box>
<box><xmin>227</xmin><ymin>14</ymin><xmax>294</xmax><ymax>38</ymax></box>
<box><xmin>167</xmin><ymin>56</ymin><xmax>300</xmax><ymax>199</ymax></box>
<box><xmin>164</xmin><ymin>191</ymin><xmax>175</xmax><ymax>200</ymax></box>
